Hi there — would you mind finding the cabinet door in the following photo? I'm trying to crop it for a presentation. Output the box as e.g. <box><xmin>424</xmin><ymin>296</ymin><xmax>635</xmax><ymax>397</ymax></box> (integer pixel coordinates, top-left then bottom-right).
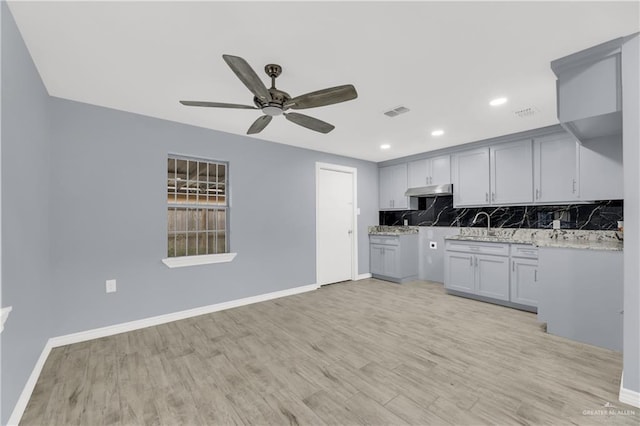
<box><xmin>408</xmin><ymin>159</ymin><xmax>429</xmax><ymax>187</ymax></box>
<box><xmin>430</xmin><ymin>155</ymin><xmax>451</xmax><ymax>186</ymax></box>
<box><xmin>557</xmin><ymin>54</ymin><xmax>621</xmax><ymax>123</ymax></box>
<box><xmin>382</xmin><ymin>246</ymin><xmax>399</xmax><ymax>278</ymax></box>
<box><xmin>444</xmin><ymin>252</ymin><xmax>475</xmax><ymax>293</ymax></box>
<box><xmin>378</xmin><ymin>166</ymin><xmax>394</xmax><ymax>209</ymax></box>
<box><xmin>511</xmin><ymin>258</ymin><xmax>538</xmax><ymax>307</ymax></box>
<box><xmin>475</xmin><ymin>255</ymin><xmax>510</xmax><ymax>301</ymax></box>
<box><xmin>533</xmin><ymin>133</ymin><xmax>579</xmax><ymax>203</ymax></box>
<box><xmin>370</xmin><ymin>245</ymin><xmax>385</xmax><ymax>275</ymax></box>
<box><xmin>579</xmin><ymin>136</ymin><xmax>623</xmax><ymax>200</ymax></box>
<box><xmin>390</xmin><ymin>163</ymin><xmax>409</xmax><ymax>209</ymax></box>
<box><xmin>452</xmin><ymin>148</ymin><xmax>490</xmax><ymax>207</ymax></box>
<box><xmin>491</xmin><ymin>140</ymin><xmax>533</xmax><ymax>204</ymax></box>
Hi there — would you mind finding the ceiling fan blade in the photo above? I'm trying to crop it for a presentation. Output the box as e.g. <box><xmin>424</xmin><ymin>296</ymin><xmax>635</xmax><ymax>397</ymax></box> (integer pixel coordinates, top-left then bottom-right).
<box><xmin>180</xmin><ymin>100</ymin><xmax>258</xmax><ymax>109</ymax></box>
<box><xmin>247</xmin><ymin>115</ymin><xmax>273</xmax><ymax>134</ymax></box>
<box><xmin>222</xmin><ymin>54</ymin><xmax>271</xmax><ymax>102</ymax></box>
<box><xmin>284</xmin><ymin>112</ymin><xmax>335</xmax><ymax>134</ymax></box>
<box><xmin>285</xmin><ymin>84</ymin><xmax>358</xmax><ymax>110</ymax></box>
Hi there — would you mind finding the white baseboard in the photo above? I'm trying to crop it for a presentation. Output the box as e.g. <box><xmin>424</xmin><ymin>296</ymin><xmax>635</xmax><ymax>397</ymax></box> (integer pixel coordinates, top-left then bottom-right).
<box><xmin>356</xmin><ymin>273</ymin><xmax>372</xmax><ymax>280</ymax></box>
<box><xmin>620</xmin><ymin>373</ymin><xmax>640</xmax><ymax>408</ymax></box>
<box><xmin>7</xmin><ymin>339</ymin><xmax>53</xmax><ymax>426</ymax></box>
<box><xmin>50</xmin><ymin>282</ymin><xmax>319</xmax><ymax>347</ymax></box>
<box><xmin>8</xmin><ymin>282</ymin><xmax>319</xmax><ymax>425</ymax></box>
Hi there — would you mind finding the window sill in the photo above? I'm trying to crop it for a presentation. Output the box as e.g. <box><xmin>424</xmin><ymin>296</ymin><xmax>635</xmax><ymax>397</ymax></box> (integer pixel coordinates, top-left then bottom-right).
<box><xmin>162</xmin><ymin>253</ymin><xmax>237</xmax><ymax>268</ymax></box>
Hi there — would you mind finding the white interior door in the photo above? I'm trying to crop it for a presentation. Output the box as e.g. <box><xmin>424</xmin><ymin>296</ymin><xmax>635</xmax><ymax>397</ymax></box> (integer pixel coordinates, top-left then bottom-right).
<box><xmin>317</xmin><ymin>165</ymin><xmax>356</xmax><ymax>285</ymax></box>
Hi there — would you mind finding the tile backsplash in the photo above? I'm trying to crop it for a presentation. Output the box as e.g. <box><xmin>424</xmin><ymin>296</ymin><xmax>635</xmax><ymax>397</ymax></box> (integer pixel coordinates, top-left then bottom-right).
<box><xmin>379</xmin><ymin>196</ymin><xmax>623</xmax><ymax>230</ymax></box>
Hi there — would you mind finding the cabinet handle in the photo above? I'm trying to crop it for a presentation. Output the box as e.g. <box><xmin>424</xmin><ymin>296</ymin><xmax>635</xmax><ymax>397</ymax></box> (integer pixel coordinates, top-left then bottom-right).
<box><xmin>535</xmin><ymin>189</ymin><xmax>539</xmax><ymax>200</ymax></box>
<box><xmin>469</xmin><ymin>257</ymin><xmax>473</xmax><ymax>267</ymax></box>
<box><xmin>512</xmin><ymin>260</ymin><xmax>515</xmax><ymax>271</ymax></box>
<box><xmin>492</xmin><ymin>192</ymin><xmax>495</xmax><ymax>202</ymax></box>
<box><xmin>485</xmin><ymin>193</ymin><xmax>489</xmax><ymax>202</ymax></box>
<box><xmin>572</xmin><ymin>179</ymin><xmax>576</xmax><ymax>194</ymax></box>
<box><xmin>430</xmin><ymin>176</ymin><xmax>433</xmax><ymax>184</ymax></box>
<box><xmin>426</xmin><ymin>177</ymin><xmax>429</xmax><ymax>185</ymax></box>
<box><xmin>475</xmin><ymin>257</ymin><xmax>478</xmax><ymax>267</ymax></box>
<box><xmin>534</xmin><ymin>269</ymin><xmax>537</xmax><ymax>282</ymax></box>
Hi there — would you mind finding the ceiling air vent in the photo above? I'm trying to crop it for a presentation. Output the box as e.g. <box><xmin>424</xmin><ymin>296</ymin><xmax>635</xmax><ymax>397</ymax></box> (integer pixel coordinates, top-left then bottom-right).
<box><xmin>513</xmin><ymin>107</ymin><xmax>539</xmax><ymax>118</ymax></box>
<box><xmin>384</xmin><ymin>105</ymin><xmax>410</xmax><ymax>117</ymax></box>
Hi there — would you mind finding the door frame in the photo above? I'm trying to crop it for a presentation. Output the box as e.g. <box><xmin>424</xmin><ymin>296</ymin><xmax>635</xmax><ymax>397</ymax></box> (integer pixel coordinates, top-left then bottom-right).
<box><xmin>315</xmin><ymin>162</ymin><xmax>358</xmax><ymax>285</ymax></box>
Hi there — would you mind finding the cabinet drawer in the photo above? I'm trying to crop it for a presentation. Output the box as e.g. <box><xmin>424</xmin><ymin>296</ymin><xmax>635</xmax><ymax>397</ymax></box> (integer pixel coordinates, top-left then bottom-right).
<box><xmin>370</xmin><ymin>236</ymin><xmax>400</xmax><ymax>246</ymax></box>
<box><xmin>445</xmin><ymin>240</ymin><xmax>509</xmax><ymax>256</ymax></box>
<box><xmin>510</xmin><ymin>244</ymin><xmax>539</xmax><ymax>259</ymax></box>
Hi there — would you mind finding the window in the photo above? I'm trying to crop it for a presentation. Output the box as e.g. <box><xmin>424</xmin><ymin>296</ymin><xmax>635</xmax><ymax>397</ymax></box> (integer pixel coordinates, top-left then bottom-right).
<box><xmin>167</xmin><ymin>156</ymin><xmax>228</xmax><ymax>258</ymax></box>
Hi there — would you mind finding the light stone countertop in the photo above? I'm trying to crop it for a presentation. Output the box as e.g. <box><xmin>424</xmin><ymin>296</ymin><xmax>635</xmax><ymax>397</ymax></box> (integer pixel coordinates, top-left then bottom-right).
<box><xmin>446</xmin><ymin>228</ymin><xmax>623</xmax><ymax>251</ymax></box>
<box><xmin>368</xmin><ymin>225</ymin><xmax>419</xmax><ymax>235</ymax></box>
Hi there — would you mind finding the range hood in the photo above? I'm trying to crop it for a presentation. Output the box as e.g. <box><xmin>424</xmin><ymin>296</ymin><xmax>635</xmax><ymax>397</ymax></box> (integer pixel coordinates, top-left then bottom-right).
<box><xmin>404</xmin><ymin>183</ymin><xmax>453</xmax><ymax>197</ymax></box>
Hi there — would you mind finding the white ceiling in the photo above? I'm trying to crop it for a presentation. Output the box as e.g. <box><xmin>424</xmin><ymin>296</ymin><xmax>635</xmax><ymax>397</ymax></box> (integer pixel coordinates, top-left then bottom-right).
<box><xmin>8</xmin><ymin>1</ymin><xmax>640</xmax><ymax>162</ymax></box>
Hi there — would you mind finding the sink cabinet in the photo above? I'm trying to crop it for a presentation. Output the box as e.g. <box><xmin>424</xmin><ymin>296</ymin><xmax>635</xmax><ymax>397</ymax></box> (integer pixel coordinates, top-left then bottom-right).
<box><xmin>445</xmin><ymin>239</ymin><xmax>539</xmax><ymax>311</ymax></box>
<box><xmin>444</xmin><ymin>240</ymin><xmax>510</xmax><ymax>301</ymax></box>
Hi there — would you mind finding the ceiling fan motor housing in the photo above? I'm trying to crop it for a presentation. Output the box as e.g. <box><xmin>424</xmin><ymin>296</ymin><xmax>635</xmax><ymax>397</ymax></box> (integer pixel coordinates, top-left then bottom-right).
<box><xmin>254</xmin><ymin>87</ymin><xmax>291</xmax><ymax>116</ymax></box>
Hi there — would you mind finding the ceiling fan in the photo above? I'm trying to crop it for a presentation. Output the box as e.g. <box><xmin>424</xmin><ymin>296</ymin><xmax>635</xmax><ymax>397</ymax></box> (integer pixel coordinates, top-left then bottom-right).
<box><xmin>180</xmin><ymin>55</ymin><xmax>358</xmax><ymax>135</ymax></box>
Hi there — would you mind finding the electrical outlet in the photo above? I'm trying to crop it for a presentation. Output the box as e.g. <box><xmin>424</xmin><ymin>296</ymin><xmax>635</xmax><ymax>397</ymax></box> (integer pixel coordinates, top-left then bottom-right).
<box><xmin>106</xmin><ymin>279</ymin><xmax>117</xmax><ymax>293</ymax></box>
<box><xmin>403</xmin><ymin>219</ymin><xmax>408</xmax><ymax>226</ymax></box>
<box><xmin>552</xmin><ymin>219</ymin><xmax>561</xmax><ymax>230</ymax></box>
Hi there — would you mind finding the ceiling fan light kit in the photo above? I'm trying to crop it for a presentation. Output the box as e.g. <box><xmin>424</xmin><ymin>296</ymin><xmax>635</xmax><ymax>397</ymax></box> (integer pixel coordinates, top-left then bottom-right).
<box><xmin>180</xmin><ymin>54</ymin><xmax>358</xmax><ymax>135</ymax></box>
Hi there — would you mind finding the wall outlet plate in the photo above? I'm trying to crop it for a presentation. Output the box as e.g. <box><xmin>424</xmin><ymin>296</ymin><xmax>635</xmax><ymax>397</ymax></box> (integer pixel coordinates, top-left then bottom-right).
<box><xmin>106</xmin><ymin>279</ymin><xmax>117</xmax><ymax>293</ymax></box>
<box><xmin>552</xmin><ymin>219</ymin><xmax>561</xmax><ymax>229</ymax></box>
<box><xmin>403</xmin><ymin>219</ymin><xmax>408</xmax><ymax>226</ymax></box>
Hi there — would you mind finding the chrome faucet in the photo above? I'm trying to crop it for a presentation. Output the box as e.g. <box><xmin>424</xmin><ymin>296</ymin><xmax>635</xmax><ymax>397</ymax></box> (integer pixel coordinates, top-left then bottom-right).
<box><xmin>472</xmin><ymin>212</ymin><xmax>493</xmax><ymax>235</ymax></box>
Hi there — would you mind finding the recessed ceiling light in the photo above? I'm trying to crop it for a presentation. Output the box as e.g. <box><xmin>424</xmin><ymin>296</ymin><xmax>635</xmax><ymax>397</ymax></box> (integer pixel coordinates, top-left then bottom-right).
<box><xmin>431</xmin><ymin>129</ymin><xmax>444</xmax><ymax>137</ymax></box>
<box><xmin>380</xmin><ymin>144</ymin><xmax>391</xmax><ymax>150</ymax></box>
<box><xmin>490</xmin><ymin>97</ymin><xmax>508</xmax><ymax>106</ymax></box>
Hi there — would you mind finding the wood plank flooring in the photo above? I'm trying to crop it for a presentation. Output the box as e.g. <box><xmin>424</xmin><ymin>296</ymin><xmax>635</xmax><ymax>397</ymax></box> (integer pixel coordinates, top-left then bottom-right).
<box><xmin>21</xmin><ymin>279</ymin><xmax>639</xmax><ymax>425</ymax></box>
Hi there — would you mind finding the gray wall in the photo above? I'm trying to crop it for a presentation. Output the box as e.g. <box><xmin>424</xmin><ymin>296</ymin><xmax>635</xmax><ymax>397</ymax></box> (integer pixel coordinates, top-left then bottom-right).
<box><xmin>622</xmin><ymin>34</ymin><xmax>639</xmax><ymax>395</ymax></box>
<box><xmin>47</xmin><ymin>95</ymin><xmax>378</xmax><ymax>336</ymax></box>
<box><xmin>1</xmin><ymin>3</ymin><xmax>378</xmax><ymax>421</ymax></box>
<box><xmin>1</xmin><ymin>2</ymin><xmax>54</xmax><ymax>423</ymax></box>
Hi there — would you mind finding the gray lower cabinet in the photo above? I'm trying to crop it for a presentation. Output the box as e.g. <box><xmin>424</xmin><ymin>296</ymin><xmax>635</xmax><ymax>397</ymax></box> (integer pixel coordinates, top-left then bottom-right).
<box><xmin>444</xmin><ymin>240</ymin><xmax>510</xmax><ymax>301</ymax></box>
<box><xmin>509</xmin><ymin>244</ymin><xmax>539</xmax><ymax>308</ymax></box>
<box><xmin>476</xmin><ymin>254</ymin><xmax>510</xmax><ymax>301</ymax></box>
<box><xmin>445</xmin><ymin>240</ymin><xmax>538</xmax><ymax>310</ymax></box>
<box><xmin>538</xmin><ymin>247</ymin><xmax>622</xmax><ymax>351</ymax></box>
<box><xmin>370</xmin><ymin>234</ymin><xmax>418</xmax><ymax>283</ymax></box>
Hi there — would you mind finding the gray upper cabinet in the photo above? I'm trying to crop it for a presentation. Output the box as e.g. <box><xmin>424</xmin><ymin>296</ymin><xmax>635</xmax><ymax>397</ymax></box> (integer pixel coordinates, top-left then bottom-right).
<box><xmin>407</xmin><ymin>155</ymin><xmax>450</xmax><ymax>187</ymax></box>
<box><xmin>491</xmin><ymin>140</ymin><xmax>533</xmax><ymax>204</ymax></box>
<box><xmin>452</xmin><ymin>141</ymin><xmax>533</xmax><ymax>207</ymax></box>
<box><xmin>452</xmin><ymin>147</ymin><xmax>490</xmax><ymax>207</ymax></box>
<box><xmin>407</xmin><ymin>159</ymin><xmax>428</xmax><ymax>188</ymax></box>
<box><xmin>579</xmin><ymin>136</ymin><xmax>623</xmax><ymax>201</ymax></box>
<box><xmin>552</xmin><ymin>37</ymin><xmax>625</xmax><ymax>141</ymax></box>
<box><xmin>379</xmin><ymin>163</ymin><xmax>410</xmax><ymax>210</ymax></box>
<box><xmin>533</xmin><ymin>132</ymin><xmax>579</xmax><ymax>204</ymax></box>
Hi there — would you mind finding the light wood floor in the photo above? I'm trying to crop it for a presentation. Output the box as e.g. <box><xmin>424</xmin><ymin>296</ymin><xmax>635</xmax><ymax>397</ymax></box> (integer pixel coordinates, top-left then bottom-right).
<box><xmin>21</xmin><ymin>279</ymin><xmax>639</xmax><ymax>425</ymax></box>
